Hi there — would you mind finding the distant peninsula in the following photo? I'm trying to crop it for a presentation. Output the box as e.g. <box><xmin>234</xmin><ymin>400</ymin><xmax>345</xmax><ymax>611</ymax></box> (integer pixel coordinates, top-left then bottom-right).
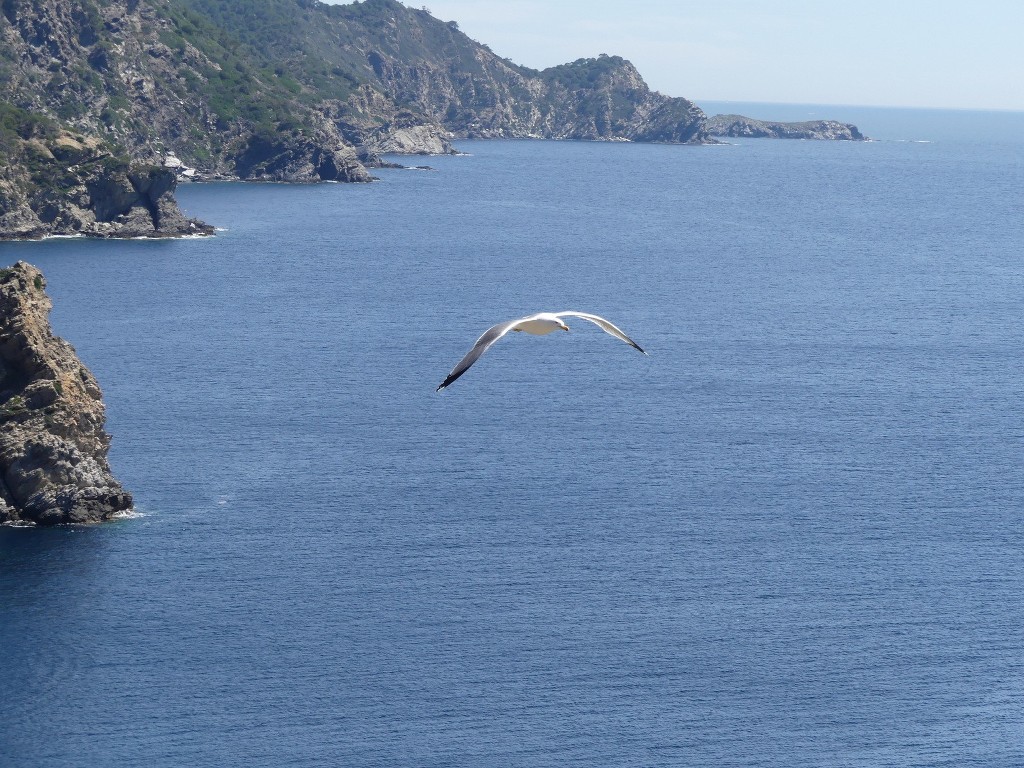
<box><xmin>0</xmin><ymin>0</ymin><xmax>866</xmax><ymax>239</ymax></box>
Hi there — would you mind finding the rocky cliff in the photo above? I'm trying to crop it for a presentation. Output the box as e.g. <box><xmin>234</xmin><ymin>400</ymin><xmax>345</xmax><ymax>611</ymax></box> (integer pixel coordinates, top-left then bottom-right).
<box><xmin>0</xmin><ymin>262</ymin><xmax>131</xmax><ymax>524</ymax></box>
<box><xmin>0</xmin><ymin>113</ymin><xmax>215</xmax><ymax>239</ymax></box>
<box><xmin>706</xmin><ymin>114</ymin><xmax>866</xmax><ymax>140</ymax></box>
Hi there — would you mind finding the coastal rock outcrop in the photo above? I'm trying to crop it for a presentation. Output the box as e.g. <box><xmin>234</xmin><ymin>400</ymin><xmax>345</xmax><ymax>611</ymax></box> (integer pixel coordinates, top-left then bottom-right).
<box><xmin>706</xmin><ymin>114</ymin><xmax>866</xmax><ymax>140</ymax></box>
<box><xmin>0</xmin><ymin>262</ymin><xmax>131</xmax><ymax>525</ymax></box>
<box><xmin>233</xmin><ymin>129</ymin><xmax>372</xmax><ymax>183</ymax></box>
<box><xmin>0</xmin><ymin>124</ymin><xmax>215</xmax><ymax>240</ymax></box>
<box><xmin>360</xmin><ymin>123</ymin><xmax>456</xmax><ymax>157</ymax></box>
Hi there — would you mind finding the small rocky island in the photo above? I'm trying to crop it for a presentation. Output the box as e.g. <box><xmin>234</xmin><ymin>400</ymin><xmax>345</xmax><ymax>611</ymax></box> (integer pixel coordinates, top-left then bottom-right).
<box><xmin>706</xmin><ymin>114</ymin><xmax>866</xmax><ymax>140</ymax></box>
<box><xmin>0</xmin><ymin>262</ymin><xmax>131</xmax><ymax>525</ymax></box>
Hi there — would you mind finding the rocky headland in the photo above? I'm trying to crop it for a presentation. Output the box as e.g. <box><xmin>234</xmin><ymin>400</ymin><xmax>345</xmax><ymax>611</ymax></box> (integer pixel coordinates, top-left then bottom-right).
<box><xmin>0</xmin><ymin>0</ymin><xmax>866</xmax><ymax>239</ymax></box>
<box><xmin>0</xmin><ymin>262</ymin><xmax>131</xmax><ymax>525</ymax></box>
<box><xmin>0</xmin><ymin>126</ymin><xmax>215</xmax><ymax>240</ymax></box>
<box><xmin>706</xmin><ymin>114</ymin><xmax>866</xmax><ymax>140</ymax></box>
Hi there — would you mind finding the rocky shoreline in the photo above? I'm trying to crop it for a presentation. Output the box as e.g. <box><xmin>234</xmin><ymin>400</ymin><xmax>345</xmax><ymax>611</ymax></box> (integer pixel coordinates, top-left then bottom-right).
<box><xmin>0</xmin><ymin>262</ymin><xmax>131</xmax><ymax>525</ymax></box>
<box><xmin>0</xmin><ymin>0</ymin><xmax>868</xmax><ymax>240</ymax></box>
<box><xmin>0</xmin><ymin>130</ymin><xmax>215</xmax><ymax>241</ymax></box>
<box><xmin>0</xmin><ymin>109</ymin><xmax>869</xmax><ymax>241</ymax></box>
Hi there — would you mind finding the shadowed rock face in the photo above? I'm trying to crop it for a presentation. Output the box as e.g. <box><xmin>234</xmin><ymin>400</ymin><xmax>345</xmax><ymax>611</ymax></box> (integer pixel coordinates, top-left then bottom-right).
<box><xmin>0</xmin><ymin>127</ymin><xmax>216</xmax><ymax>240</ymax></box>
<box><xmin>0</xmin><ymin>262</ymin><xmax>131</xmax><ymax>525</ymax></box>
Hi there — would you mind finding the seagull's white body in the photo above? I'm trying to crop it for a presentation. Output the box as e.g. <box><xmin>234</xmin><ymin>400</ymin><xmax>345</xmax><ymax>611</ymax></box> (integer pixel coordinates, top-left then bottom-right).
<box><xmin>437</xmin><ymin>311</ymin><xmax>646</xmax><ymax>391</ymax></box>
<box><xmin>510</xmin><ymin>313</ymin><xmax>570</xmax><ymax>335</ymax></box>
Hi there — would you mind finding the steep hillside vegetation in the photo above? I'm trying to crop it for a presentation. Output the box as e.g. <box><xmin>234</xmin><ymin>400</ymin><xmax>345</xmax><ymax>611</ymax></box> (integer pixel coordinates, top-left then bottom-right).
<box><xmin>0</xmin><ymin>0</ymin><xmax>372</xmax><ymax>179</ymax></box>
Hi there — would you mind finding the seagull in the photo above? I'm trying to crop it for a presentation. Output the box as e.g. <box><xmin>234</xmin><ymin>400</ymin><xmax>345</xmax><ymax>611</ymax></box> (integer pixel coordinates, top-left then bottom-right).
<box><xmin>437</xmin><ymin>311</ymin><xmax>647</xmax><ymax>391</ymax></box>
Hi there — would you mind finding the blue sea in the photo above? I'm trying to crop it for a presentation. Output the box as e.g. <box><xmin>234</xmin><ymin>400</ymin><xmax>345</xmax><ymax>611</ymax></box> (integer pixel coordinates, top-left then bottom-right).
<box><xmin>2</xmin><ymin>104</ymin><xmax>1024</xmax><ymax>767</ymax></box>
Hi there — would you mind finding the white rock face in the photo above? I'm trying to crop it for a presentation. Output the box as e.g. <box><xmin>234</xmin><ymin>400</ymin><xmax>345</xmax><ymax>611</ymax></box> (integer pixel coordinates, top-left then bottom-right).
<box><xmin>371</xmin><ymin>125</ymin><xmax>454</xmax><ymax>155</ymax></box>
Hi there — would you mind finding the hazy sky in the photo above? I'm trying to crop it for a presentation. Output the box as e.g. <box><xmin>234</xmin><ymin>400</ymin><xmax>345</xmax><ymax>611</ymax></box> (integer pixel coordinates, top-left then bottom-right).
<box><xmin>341</xmin><ymin>0</ymin><xmax>1024</xmax><ymax>111</ymax></box>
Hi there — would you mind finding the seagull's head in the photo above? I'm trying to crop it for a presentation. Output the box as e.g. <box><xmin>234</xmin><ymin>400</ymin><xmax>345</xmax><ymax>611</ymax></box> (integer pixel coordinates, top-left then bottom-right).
<box><xmin>558</xmin><ymin>320</ymin><xmax>570</xmax><ymax>332</ymax></box>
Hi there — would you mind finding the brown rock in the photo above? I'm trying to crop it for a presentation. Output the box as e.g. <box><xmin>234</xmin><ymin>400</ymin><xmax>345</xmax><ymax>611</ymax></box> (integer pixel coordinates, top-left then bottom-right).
<box><xmin>0</xmin><ymin>262</ymin><xmax>131</xmax><ymax>525</ymax></box>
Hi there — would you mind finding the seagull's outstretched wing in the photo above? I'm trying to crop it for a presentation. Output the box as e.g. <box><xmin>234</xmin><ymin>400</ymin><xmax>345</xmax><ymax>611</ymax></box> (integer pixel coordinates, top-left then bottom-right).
<box><xmin>554</xmin><ymin>311</ymin><xmax>647</xmax><ymax>355</ymax></box>
<box><xmin>437</xmin><ymin>317</ymin><xmax>526</xmax><ymax>391</ymax></box>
